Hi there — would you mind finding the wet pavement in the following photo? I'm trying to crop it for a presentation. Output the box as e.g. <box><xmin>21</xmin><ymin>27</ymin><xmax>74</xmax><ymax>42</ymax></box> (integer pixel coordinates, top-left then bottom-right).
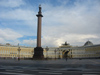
<box><xmin>0</xmin><ymin>59</ymin><xmax>100</xmax><ymax>75</ymax></box>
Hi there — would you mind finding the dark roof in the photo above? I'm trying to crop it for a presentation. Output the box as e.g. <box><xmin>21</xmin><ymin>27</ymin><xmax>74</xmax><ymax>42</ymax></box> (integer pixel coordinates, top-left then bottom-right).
<box><xmin>84</xmin><ymin>41</ymin><xmax>93</xmax><ymax>46</ymax></box>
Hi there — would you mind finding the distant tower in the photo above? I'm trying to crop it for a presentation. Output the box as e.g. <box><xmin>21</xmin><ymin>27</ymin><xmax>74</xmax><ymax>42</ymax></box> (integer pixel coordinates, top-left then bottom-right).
<box><xmin>33</xmin><ymin>5</ymin><xmax>44</xmax><ymax>59</ymax></box>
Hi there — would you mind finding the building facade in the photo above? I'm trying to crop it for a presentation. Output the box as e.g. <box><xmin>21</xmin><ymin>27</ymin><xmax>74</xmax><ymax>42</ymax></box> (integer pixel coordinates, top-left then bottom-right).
<box><xmin>0</xmin><ymin>41</ymin><xmax>100</xmax><ymax>59</ymax></box>
<box><xmin>0</xmin><ymin>44</ymin><xmax>33</xmax><ymax>59</ymax></box>
<box><xmin>0</xmin><ymin>44</ymin><xmax>58</xmax><ymax>59</ymax></box>
<box><xmin>59</xmin><ymin>41</ymin><xmax>100</xmax><ymax>59</ymax></box>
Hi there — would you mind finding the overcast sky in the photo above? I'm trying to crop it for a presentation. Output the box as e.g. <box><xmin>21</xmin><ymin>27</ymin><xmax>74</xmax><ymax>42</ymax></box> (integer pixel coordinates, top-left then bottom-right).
<box><xmin>0</xmin><ymin>0</ymin><xmax>100</xmax><ymax>47</ymax></box>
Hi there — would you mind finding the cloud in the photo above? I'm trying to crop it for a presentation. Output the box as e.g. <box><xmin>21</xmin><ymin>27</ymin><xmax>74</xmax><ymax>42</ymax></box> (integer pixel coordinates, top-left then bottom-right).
<box><xmin>41</xmin><ymin>0</ymin><xmax>100</xmax><ymax>46</ymax></box>
<box><xmin>0</xmin><ymin>9</ymin><xmax>34</xmax><ymax>21</ymax></box>
<box><xmin>0</xmin><ymin>28</ymin><xmax>23</xmax><ymax>44</ymax></box>
<box><xmin>0</xmin><ymin>0</ymin><xmax>36</xmax><ymax>27</ymax></box>
<box><xmin>0</xmin><ymin>0</ymin><xmax>25</xmax><ymax>7</ymax></box>
<box><xmin>0</xmin><ymin>9</ymin><xmax>36</xmax><ymax>27</ymax></box>
<box><xmin>42</xmin><ymin>1</ymin><xmax>100</xmax><ymax>34</ymax></box>
<box><xmin>0</xmin><ymin>0</ymin><xmax>100</xmax><ymax>47</ymax></box>
<box><xmin>23</xmin><ymin>39</ymin><xmax>36</xmax><ymax>47</ymax></box>
<box><xmin>41</xmin><ymin>34</ymin><xmax>99</xmax><ymax>47</ymax></box>
<box><xmin>0</xmin><ymin>38</ymin><xmax>5</xmax><ymax>43</ymax></box>
<box><xmin>0</xmin><ymin>5</ymin><xmax>37</xmax><ymax>36</ymax></box>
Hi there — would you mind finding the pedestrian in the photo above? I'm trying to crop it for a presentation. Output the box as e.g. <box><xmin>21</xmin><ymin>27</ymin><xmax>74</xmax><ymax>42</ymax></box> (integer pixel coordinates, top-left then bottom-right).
<box><xmin>66</xmin><ymin>56</ymin><xmax>68</xmax><ymax>61</ymax></box>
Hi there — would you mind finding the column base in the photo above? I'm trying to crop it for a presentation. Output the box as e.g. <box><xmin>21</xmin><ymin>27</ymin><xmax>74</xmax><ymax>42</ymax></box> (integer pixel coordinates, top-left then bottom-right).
<box><xmin>33</xmin><ymin>47</ymin><xmax>44</xmax><ymax>59</ymax></box>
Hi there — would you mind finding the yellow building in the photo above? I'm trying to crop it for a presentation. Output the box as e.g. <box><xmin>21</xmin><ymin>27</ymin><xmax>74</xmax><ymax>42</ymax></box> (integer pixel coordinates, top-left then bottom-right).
<box><xmin>0</xmin><ymin>41</ymin><xmax>100</xmax><ymax>59</ymax></box>
<box><xmin>59</xmin><ymin>41</ymin><xmax>100</xmax><ymax>59</ymax></box>
<box><xmin>0</xmin><ymin>43</ymin><xmax>58</xmax><ymax>59</ymax></box>
<box><xmin>44</xmin><ymin>47</ymin><xmax>61</xmax><ymax>59</ymax></box>
<box><xmin>0</xmin><ymin>43</ymin><xmax>33</xmax><ymax>59</ymax></box>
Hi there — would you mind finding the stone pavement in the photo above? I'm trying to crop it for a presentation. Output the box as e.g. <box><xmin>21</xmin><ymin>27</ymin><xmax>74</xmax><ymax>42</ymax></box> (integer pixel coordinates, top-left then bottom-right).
<box><xmin>0</xmin><ymin>59</ymin><xmax>100</xmax><ymax>75</ymax></box>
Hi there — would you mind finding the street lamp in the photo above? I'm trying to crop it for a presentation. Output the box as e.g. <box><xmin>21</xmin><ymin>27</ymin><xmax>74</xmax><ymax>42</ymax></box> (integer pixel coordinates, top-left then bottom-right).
<box><xmin>54</xmin><ymin>49</ymin><xmax>57</xmax><ymax>59</ymax></box>
<box><xmin>61</xmin><ymin>50</ymin><xmax>63</xmax><ymax>59</ymax></box>
<box><xmin>45</xmin><ymin>46</ymin><xmax>49</xmax><ymax>59</ymax></box>
<box><xmin>58</xmin><ymin>48</ymin><xmax>60</xmax><ymax>59</ymax></box>
<box><xmin>17</xmin><ymin>44</ymin><xmax>21</xmax><ymax>61</ymax></box>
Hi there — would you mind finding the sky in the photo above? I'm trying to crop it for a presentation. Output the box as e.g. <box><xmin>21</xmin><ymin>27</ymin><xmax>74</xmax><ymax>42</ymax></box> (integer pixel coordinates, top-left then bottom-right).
<box><xmin>0</xmin><ymin>0</ymin><xmax>100</xmax><ymax>47</ymax></box>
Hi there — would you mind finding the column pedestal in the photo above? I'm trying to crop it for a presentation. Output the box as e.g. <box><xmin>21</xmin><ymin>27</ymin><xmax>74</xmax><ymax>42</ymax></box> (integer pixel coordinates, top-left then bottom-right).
<box><xmin>33</xmin><ymin>47</ymin><xmax>44</xmax><ymax>59</ymax></box>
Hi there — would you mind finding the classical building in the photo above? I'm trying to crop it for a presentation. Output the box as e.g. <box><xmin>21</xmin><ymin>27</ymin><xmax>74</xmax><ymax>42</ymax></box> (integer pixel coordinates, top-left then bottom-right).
<box><xmin>0</xmin><ymin>43</ymin><xmax>58</xmax><ymax>59</ymax></box>
<box><xmin>59</xmin><ymin>41</ymin><xmax>100</xmax><ymax>59</ymax></box>
<box><xmin>44</xmin><ymin>47</ymin><xmax>61</xmax><ymax>59</ymax></box>
<box><xmin>0</xmin><ymin>44</ymin><xmax>33</xmax><ymax>59</ymax></box>
<box><xmin>0</xmin><ymin>41</ymin><xmax>100</xmax><ymax>59</ymax></box>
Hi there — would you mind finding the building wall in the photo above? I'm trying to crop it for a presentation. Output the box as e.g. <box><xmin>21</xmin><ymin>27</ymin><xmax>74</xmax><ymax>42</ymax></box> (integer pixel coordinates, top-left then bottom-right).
<box><xmin>44</xmin><ymin>47</ymin><xmax>60</xmax><ymax>58</ymax></box>
<box><xmin>84</xmin><ymin>45</ymin><xmax>100</xmax><ymax>58</ymax></box>
<box><xmin>71</xmin><ymin>47</ymin><xmax>85</xmax><ymax>58</ymax></box>
<box><xmin>0</xmin><ymin>45</ymin><xmax>33</xmax><ymax>58</ymax></box>
<box><xmin>0</xmin><ymin>45</ymin><xmax>59</xmax><ymax>59</ymax></box>
<box><xmin>59</xmin><ymin>45</ymin><xmax>100</xmax><ymax>59</ymax></box>
<box><xmin>0</xmin><ymin>43</ymin><xmax>100</xmax><ymax>59</ymax></box>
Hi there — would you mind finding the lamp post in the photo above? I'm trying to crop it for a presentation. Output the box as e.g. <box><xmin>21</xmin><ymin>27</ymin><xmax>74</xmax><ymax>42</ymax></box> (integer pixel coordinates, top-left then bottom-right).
<box><xmin>45</xmin><ymin>46</ymin><xmax>49</xmax><ymax>59</ymax></box>
<box><xmin>58</xmin><ymin>48</ymin><xmax>60</xmax><ymax>59</ymax></box>
<box><xmin>54</xmin><ymin>49</ymin><xmax>57</xmax><ymax>59</ymax></box>
<box><xmin>17</xmin><ymin>46</ymin><xmax>21</xmax><ymax>61</ymax></box>
<box><xmin>61</xmin><ymin>50</ymin><xmax>63</xmax><ymax>59</ymax></box>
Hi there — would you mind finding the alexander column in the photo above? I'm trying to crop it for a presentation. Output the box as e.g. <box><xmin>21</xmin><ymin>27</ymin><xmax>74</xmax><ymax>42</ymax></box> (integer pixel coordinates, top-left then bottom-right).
<box><xmin>33</xmin><ymin>5</ymin><xmax>44</xmax><ymax>59</ymax></box>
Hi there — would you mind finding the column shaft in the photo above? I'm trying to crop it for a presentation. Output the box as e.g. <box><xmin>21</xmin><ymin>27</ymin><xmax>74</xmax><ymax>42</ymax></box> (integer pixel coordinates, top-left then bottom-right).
<box><xmin>37</xmin><ymin>16</ymin><xmax>42</xmax><ymax>47</ymax></box>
